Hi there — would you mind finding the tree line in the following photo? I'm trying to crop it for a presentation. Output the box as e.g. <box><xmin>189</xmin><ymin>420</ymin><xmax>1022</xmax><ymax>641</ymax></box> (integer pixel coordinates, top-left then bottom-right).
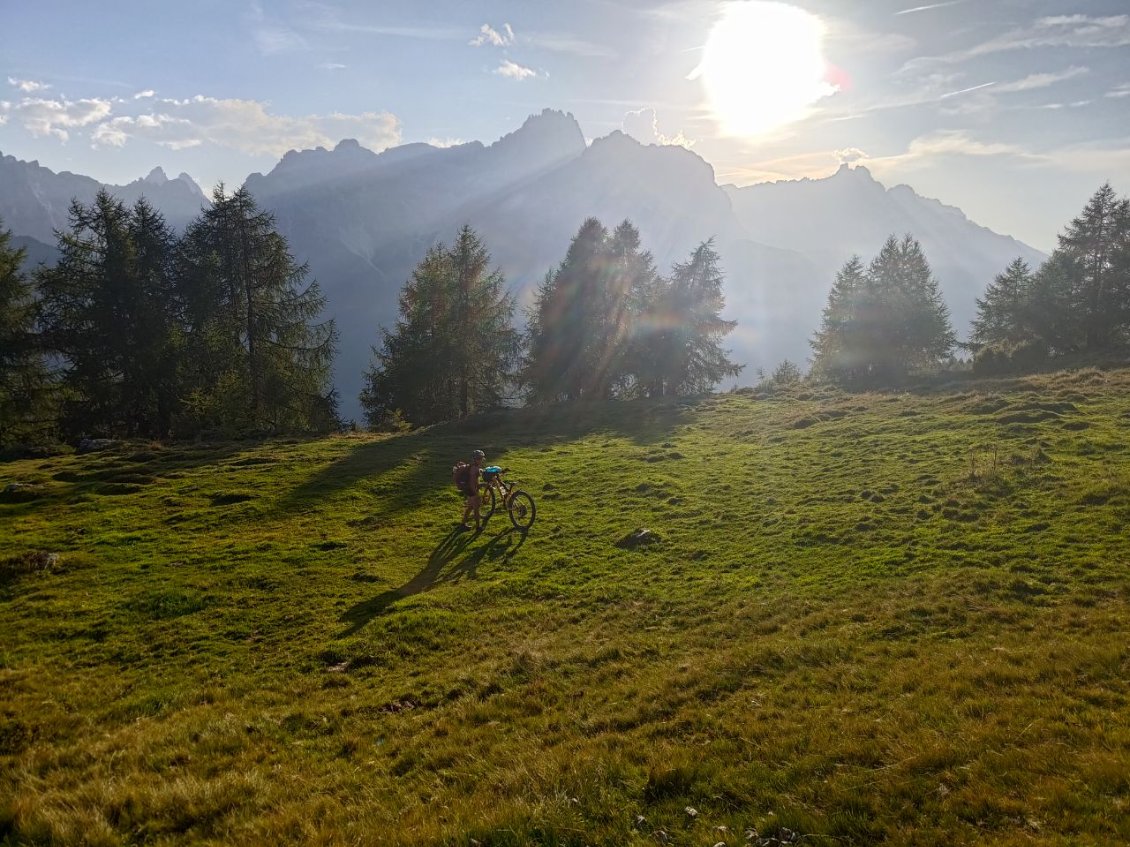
<box><xmin>806</xmin><ymin>182</ymin><xmax>1129</xmax><ymax>388</ymax></box>
<box><xmin>2</xmin><ymin>181</ymin><xmax>1126</xmax><ymax>446</ymax></box>
<box><xmin>0</xmin><ymin>188</ymin><xmax>337</xmax><ymax>446</ymax></box>
<box><xmin>360</xmin><ymin>218</ymin><xmax>742</xmax><ymax>428</ymax></box>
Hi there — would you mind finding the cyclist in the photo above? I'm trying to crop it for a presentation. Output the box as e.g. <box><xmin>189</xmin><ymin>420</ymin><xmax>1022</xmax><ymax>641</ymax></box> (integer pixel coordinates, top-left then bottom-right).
<box><xmin>457</xmin><ymin>449</ymin><xmax>486</xmax><ymax>531</ymax></box>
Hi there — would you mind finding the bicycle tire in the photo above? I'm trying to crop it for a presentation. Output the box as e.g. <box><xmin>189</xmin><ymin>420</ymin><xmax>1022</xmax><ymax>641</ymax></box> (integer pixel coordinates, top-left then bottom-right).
<box><xmin>507</xmin><ymin>490</ymin><xmax>536</xmax><ymax>531</ymax></box>
<box><xmin>477</xmin><ymin>483</ymin><xmax>496</xmax><ymax>522</ymax></box>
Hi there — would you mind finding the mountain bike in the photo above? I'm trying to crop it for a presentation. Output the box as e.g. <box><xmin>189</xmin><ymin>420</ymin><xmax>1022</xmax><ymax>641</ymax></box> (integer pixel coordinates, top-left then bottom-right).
<box><xmin>478</xmin><ymin>466</ymin><xmax>536</xmax><ymax>531</ymax></box>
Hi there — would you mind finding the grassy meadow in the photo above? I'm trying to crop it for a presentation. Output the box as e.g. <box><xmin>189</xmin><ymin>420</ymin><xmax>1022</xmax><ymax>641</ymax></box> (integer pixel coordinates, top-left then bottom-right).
<box><xmin>1</xmin><ymin>368</ymin><xmax>1129</xmax><ymax>845</ymax></box>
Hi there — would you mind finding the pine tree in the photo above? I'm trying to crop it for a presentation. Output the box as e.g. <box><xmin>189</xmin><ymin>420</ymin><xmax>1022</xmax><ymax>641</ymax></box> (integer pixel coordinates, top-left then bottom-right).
<box><xmin>810</xmin><ymin>235</ymin><xmax>954</xmax><ymax>387</ymax></box>
<box><xmin>0</xmin><ymin>221</ymin><xmax>52</xmax><ymax>445</ymax></box>
<box><xmin>177</xmin><ymin>186</ymin><xmax>338</xmax><ymax>434</ymax></box>
<box><xmin>1056</xmin><ymin>183</ymin><xmax>1130</xmax><ymax>351</ymax></box>
<box><xmin>810</xmin><ymin>255</ymin><xmax>868</xmax><ymax>384</ymax></box>
<box><xmin>970</xmin><ymin>258</ymin><xmax>1034</xmax><ymax>348</ymax></box>
<box><xmin>654</xmin><ymin>240</ymin><xmax>742</xmax><ymax>395</ymax></box>
<box><xmin>524</xmin><ymin>218</ymin><xmax>610</xmax><ymax>402</ymax></box>
<box><xmin>36</xmin><ymin>192</ymin><xmax>179</xmax><ymax>438</ymax></box>
<box><xmin>361</xmin><ymin>226</ymin><xmax>517</xmax><ymax>428</ymax></box>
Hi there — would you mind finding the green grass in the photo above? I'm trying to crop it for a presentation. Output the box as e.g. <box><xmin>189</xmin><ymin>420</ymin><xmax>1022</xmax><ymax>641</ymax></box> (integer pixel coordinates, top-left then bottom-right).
<box><xmin>2</xmin><ymin>368</ymin><xmax>1128</xmax><ymax>846</ymax></box>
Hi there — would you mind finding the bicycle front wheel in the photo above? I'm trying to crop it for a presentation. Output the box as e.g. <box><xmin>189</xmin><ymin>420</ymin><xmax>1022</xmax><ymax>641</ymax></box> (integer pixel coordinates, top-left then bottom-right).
<box><xmin>507</xmin><ymin>490</ymin><xmax>536</xmax><ymax>530</ymax></box>
<box><xmin>477</xmin><ymin>483</ymin><xmax>496</xmax><ymax>521</ymax></box>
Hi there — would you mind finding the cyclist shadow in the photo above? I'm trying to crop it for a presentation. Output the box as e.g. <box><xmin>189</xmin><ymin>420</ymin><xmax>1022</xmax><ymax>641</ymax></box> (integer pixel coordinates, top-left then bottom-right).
<box><xmin>435</xmin><ymin>524</ymin><xmax>527</xmax><ymax>587</ymax></box>
<box><xmin>337</xmin><ymin>524</ymin><xmax>527</xmax><ymax>636</ymax></box>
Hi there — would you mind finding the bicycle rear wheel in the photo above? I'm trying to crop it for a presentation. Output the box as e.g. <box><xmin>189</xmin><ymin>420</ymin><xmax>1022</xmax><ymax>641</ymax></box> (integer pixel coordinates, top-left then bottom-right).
<box><xmin>477</xmin><ymin>483</ymin><xmax>496</xmax><ymax>521</ymax></box>
<box><xmin>507</xmin><ymin>490</ymin><xmax>536</xmax><ymax>530</ymax></box>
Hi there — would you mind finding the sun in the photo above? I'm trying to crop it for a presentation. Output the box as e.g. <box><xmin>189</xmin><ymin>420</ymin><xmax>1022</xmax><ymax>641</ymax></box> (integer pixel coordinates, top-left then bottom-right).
<box><xmin>693</xmin><ymin>1</ymin><xmax>838</xmax><ymax>138</ymax></box>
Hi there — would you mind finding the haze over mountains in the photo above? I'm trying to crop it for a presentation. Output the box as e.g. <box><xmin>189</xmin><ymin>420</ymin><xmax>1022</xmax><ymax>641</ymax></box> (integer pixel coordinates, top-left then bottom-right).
<box><xmin>1</xmin><ymin>110</ymin><xmax>1046</xmax><ymax>419</ymax></box>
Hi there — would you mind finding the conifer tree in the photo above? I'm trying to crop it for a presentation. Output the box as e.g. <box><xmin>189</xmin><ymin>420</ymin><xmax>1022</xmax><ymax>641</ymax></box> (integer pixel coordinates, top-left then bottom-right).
<box><xmin>0</xmin><ymin>221</ymin><xmax>52</xmax><ymax>445</ymax></box>
<box><xmin>524</xmin><ymin>218</ymin><xmax>610</xmax><ymax>402</ymax></box>
<box><xmin>177</xmin><ymin>186</ymin><xmax>337</xmax><ymax>434</ymax></box>
<box><xmin>37</xmin><ymin>192</ymin><xmax>179</xmax><ymax>438</ymax></box>
<box><xmin>810</xmin><ymin>235</ymin><xmax>954</xmax><ymax>387</ymax></box>
<box><xmin>970</xmin><ymin>258</ymin><xmax>1034</xmax><ymax>348</ymax></box>
<box><xmin>810</xmin><ymin>255</ymin><xmax>868</xmax><ymax>384</ymax></box>
<box><xmin>361</xmin><ymin>226</ymin><xmax>517</xmax><ymax>428</ymax></box>
<box><xmin>653</xmin><ymin>240</ymin><xmax>742</xmax><ymax>395</ymax></box>
<box><xmin>1055</xmin><ymin>183</ymin><xmax>1130</xmax><ymax>350</ymax></box>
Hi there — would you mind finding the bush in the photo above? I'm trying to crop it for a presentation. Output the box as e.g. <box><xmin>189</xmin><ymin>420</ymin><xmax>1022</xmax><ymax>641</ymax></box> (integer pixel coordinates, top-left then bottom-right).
<box><xmin>973</xmin><ymin>341</ymin><xmax>1050</xmax><ymax>376</ymax></box>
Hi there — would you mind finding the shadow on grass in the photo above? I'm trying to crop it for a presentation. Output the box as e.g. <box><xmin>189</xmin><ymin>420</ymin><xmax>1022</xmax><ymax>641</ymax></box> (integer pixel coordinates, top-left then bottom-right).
<box><xmin>282</xmin><ymin>397</ymin><xmax>699</xmax><ymax>519</ymax></box>
<box><xmin>337</xmin><ymin>524</ymin><xmax>528</xmax><ymax>636</ymax></box>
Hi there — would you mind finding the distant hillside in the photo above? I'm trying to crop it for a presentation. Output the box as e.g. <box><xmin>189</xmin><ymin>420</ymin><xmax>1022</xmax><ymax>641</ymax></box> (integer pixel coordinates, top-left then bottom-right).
<box><xmin>725</xmin><ymin>165</ymin><xmax>1048</xmax><ymax>359</ymax></box>
<box><xmin>0</xmin><ymin>154</ymin><xmax>207</xmax><ymax>242</ymax></box>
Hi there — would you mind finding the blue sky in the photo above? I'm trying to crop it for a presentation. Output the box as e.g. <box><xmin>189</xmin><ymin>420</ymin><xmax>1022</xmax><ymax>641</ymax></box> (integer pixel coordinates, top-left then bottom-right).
<box><xmin>1</xmin><ymin>0</ymin><xmax>1128</xmax><ymax>251</ymax></box>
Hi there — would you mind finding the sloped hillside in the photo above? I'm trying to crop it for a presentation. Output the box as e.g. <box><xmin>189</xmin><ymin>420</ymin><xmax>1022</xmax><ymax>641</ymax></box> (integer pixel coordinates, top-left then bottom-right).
<box><xmin>1</xmin><ymin>369</ymin><xmax>1128</xmax><ymax>845</ymax></box>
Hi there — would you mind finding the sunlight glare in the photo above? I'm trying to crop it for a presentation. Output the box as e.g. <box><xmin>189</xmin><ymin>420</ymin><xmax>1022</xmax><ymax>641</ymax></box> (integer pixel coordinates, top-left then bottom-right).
<box><xmin>694</xmin><ymin>2</ymin><xmax>837</xmax><ymax>137</ymax></box>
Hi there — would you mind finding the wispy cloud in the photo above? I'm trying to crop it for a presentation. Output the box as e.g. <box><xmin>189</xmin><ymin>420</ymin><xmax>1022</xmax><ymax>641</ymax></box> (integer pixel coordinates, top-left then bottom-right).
<box><xmin>525</xmin><ymin>32</ymin><xmax>614</xmax><ymax>58</ymax></box>
<box><xmin>133</xmin><ymin>89</ymin><xmax>156</xmax><ymax>100</ymax></box>
<box><xmin>895</xmin><ymin>1</ymin><xmax>966</xmax><ymax>16</ymax></box>
<box><xmin>993</xmin><ymin>65</ymin><xmax>1089</xmax><ymax>93</ymax></box>
<box><xmin>317</xmin><ymin>62</ymin><xmax>347</xmax><ymax>71</ymax></box>
<box><xmin>247</xmin><ymin>1</ymin><xmax>309</xmax><ymax>55</ymax></box>
<box><xmin>9</xmin><ymin>95</ymin><xmax>112</xmax><ymax>141</ymax></box>
<box><xmin>470</xmin><ymin>23</ymin><xmax>514</xmax><ymax>47</ymax></box>
<box><xmin>493</xmin><ymin>60</ymin><xmax>539</xmax><ymax>81</ymax></box>
<box><xmin>1105</xmin><ymin>83</ymin><xmax>1130</xmax><ymax>99</ymax></box>
<box><xmin>621</xmin><ymin>107</ymin><xmax>695</xmax><ymax>149</ymax></box>
<box><xmin>91</xmin><ymin>95</ymin><xmax>401</xmax><ymax>157</ymax></box>
<box><xmin>7</xmin><ymin>77</ymin><xmax>51</xmax><ymax>93</ymax></box>
<box><xmin>904</xmin><ymin>14</ymin><xmax>1130</xmax><ymax>69</ymax></box>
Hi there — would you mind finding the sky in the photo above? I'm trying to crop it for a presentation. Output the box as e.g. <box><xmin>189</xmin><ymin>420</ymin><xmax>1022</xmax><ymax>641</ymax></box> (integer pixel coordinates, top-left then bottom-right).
<box><xmin>1</xmin><ymin>0</ymin><xmax>1128</xmax><ymax>252</ymax></box>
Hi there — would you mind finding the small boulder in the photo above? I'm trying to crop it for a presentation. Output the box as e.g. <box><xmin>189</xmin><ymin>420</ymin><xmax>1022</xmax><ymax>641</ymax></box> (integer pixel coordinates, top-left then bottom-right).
<box><xmin>616</xmin><ymin>528</ymin><xmax>661</xmax><ymax>549</ymax></box>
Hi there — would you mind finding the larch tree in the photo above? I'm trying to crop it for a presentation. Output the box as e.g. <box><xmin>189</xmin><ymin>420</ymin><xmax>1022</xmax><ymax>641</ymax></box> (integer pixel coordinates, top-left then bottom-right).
<box><xmin>0</xmin><ymin>221</ymin><xmax>52</xmax><ymax>445</ymax></box>
<box><xmin>177</xmin><ymin>185</ymin><xmax>338</xmax><ymax>434</ymax></box>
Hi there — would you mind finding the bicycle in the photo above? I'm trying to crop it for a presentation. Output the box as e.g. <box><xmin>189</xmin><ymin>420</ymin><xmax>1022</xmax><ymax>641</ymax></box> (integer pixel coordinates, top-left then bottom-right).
<box><xmin>477</xmin><ymin>466</ymin><xmax>536</xmax><ymax>531</ymax></box>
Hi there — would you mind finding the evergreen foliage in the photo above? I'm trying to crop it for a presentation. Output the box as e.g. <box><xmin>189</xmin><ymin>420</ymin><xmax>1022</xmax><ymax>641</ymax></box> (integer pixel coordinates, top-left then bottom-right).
<box><xmin>36</xmin><ymin>192</ymin><xmax>180</xmax><ymax>438</ymax></box>
<box><xmin>361</xmin><ymin>226</ymin><xmax>518</xmax><ymax>428</ymax></box>
<box><xmin>0</xmin><ymin>220</ymin><xmax>52</xmax><ymax>446</ymax></box>
<box><xmin>969</xmin><ymin>183</ymin><xmax>1130</xmax><ymax>372</ymax></box>
<box><xmin>811</xmin><ymin>235</ymin><xmax>955</xmax><ymax>387</ymax></box>
<box><xmin>176</xmin><ymin>186</ymin><xmax>338</xmax><ymax>435</ymax></box>
<box><xmin>525</xmin><ymin>220</ymin><xmax>739</xmax><ymax>401</ymax></box>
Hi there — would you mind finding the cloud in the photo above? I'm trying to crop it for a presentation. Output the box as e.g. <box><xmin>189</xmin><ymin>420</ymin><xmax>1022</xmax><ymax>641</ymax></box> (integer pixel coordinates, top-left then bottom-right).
<box><xmin>11</xmin><ymin>95</ymin><xmax>112</xmax><ymax>141</ymax></box>
<box><xmin>91</xmin><ymin>95</ymin><xmax>401</xmax><ymax>156</ymax></box>
<box><xmin>835</xmin><ymin>147</ymin><xmax>868</xmax><ymax>164</ymax></box>
<box><xmin>133</xmin><ymin>89</ymin><xmax>156</xmax><ymax>100</ymax></box>
<box><xmin>318</xmin><ymin>62</ymin><xmax>347</xmax><ymax>70</ymax></box>
<box><xmin>247</xmin><ymin>1</ymin><xmax>308</xmax><ymax>55</ymax></box>
<box><xmin>7</xmin><ymin>77</ymin><xmax>51</xmax><ymax>93</ymax></box>
<box><xmin>904</xmin><ymin>14</ymin><xmax>1130</xmax><ymax>69</ymax></box>
<box><xmin>525</xmin><ymin>32</ymin><xmax>613</xmax><ymax>57</ymax></box>
<box><xmin>426</xmin><ymin>137</ymin><xmax>465</xmax><ymax>148</ymax></box>
<box><xmin>470</xmin><ymin>23</ymin><xmax>514</xmax><ymax>47</ymax></box>
<box><xmin>1105</xmin><ymin>83</ymin><xmax>1130</xmax><ymax>99</ymax></box>
<box><xmin>993</xmin><ymin>65</ymin><xmax>1089</xmax><ymax>93</ymax></box>
<box><xmin>493</xmin><ymin>60</ymin><xmax>538</xmax><ymax>81</ymax></box>
<box><xmin>621</xmin><ymin>108</ymin><xmax>695</xmax><ymax>149</ymax></box>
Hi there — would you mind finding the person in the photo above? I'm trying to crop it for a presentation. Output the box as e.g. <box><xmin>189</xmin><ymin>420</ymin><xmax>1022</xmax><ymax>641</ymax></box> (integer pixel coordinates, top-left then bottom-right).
<box><xmin>457</xmin><ymin>449</ymin><xmax>486</xmax><ymax>531</ymax></box>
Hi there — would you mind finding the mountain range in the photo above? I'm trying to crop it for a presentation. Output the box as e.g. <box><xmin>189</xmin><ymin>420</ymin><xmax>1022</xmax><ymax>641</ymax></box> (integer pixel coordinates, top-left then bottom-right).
<box><xmin>0</xmin><ymin>110</ymin><xmax>1047</xmax><ymax>419</ymax></box>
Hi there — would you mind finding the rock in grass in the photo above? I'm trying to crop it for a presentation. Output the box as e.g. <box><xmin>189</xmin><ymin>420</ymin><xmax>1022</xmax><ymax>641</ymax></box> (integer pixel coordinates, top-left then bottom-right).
<box><xmin>77</xmin><ymin>437</ymin><xmax>116</xmax><ymax>454</ymax></box>
<box><xmin>616</xmin><ymin>528</ymin><xmax>661</xmax><ymax>549</ymax></box>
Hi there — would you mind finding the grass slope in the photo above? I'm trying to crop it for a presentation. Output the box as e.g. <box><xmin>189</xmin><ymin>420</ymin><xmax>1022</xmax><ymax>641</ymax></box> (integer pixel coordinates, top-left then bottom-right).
<box><xmin>1</xmin><ymin>369</ymin><xmax>1129</xmax><ymax>846</ymax></box>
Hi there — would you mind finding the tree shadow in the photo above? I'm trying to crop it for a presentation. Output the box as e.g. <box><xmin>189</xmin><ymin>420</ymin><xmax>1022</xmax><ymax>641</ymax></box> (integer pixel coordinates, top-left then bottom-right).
<box><xmin>280</xmin><ymin>396</ymin><xmax>700</xmax><ymax>519</ymax></box>
<box><xmin>337</xmin><ymin>524</ymin><xmax>528</xmax><ymax>637</ymax></box>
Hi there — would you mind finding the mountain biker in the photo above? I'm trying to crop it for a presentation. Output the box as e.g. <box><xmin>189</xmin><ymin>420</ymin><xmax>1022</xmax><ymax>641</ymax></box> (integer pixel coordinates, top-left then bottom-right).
<box><xmin>457</xmin><ymin>449</ymin><xmax>486</xmax><ymax>531</ymax></box>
